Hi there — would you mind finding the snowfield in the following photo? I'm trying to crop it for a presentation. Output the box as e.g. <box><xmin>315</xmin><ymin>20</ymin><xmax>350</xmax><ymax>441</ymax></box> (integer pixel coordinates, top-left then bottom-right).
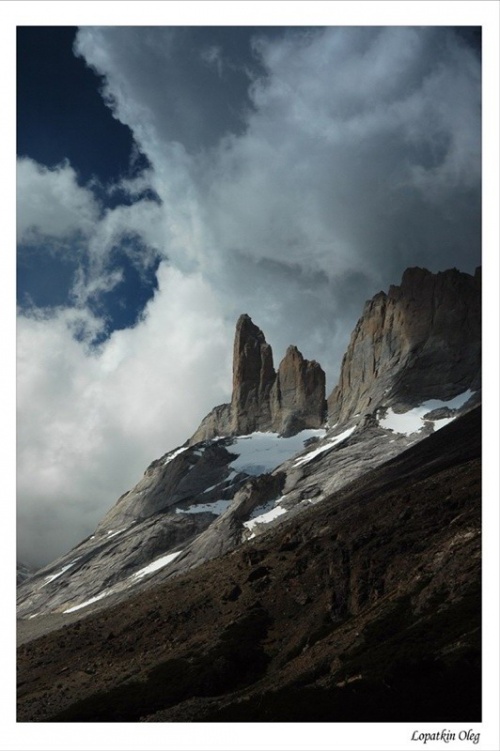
<box><xmin>379</xmin><ymin>390</ymin><xmax>474</xmax><ymax>436</ymax></box>
<box><xmin>228</xmin><ymin>429</ymin><xmax>326</xmax><ymax>475</ymax></box>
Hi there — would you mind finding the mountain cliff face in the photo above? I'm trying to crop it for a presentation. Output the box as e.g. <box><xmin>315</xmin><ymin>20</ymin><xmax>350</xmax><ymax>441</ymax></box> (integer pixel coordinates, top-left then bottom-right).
<box><xmin>190</xmin><ymin>313</ymin><xmax>326</xmax><ymax>442</ymax></box>
<box><xmin>17</xmin><ymin>265</ymin><xmax>482</xmax><ymax>723</ymax></box>
<box><xmin>328</xmin><ymin>267</ymin><xmax>481</xmax><ymax>423</ymax></box>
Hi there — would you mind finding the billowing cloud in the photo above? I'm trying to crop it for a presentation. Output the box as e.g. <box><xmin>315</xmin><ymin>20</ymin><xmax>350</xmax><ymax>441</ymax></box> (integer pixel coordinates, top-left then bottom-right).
<box><xmin>18</xmin><ymin>154</ymin><xmax>164</xmax><ymax>311</ymax></box>
<box><xmin>17</xmin><ymin>265</ymin><xmax>232</xmax><ymax>565</ymax></box>
<box><xmin>74</xmin><ymin>25</ymin><xmax>481</xmax><ymax>357</ymax></box>
<box><xmin>17</xmin><ymin>26</ymin><xmax>481</xmax><ymax>567</ymax></box>
<box><xmin>205</xmin><ymin>27</ymin><xmax>480</xmax><ymax>282</ymax></box>
<box><xmin>17</xmin><ymin>157</ymin><xmax>101</xmax><ymax>243</ymax></box>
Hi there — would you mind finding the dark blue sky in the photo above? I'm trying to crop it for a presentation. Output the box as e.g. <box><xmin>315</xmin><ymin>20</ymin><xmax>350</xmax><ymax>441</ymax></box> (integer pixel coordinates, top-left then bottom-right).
<box><xmin>16</xmin><ymin>26</ymin><xmax>287</xmax><ymax>338</ymax></box>
<box><xmin>17</xmin><ymin>27</ymin><xmax>135</xmax><ymax>183</ymax></box>
<box><xmin>17</xmin><ymin>27</ymin><xmax>160</xmax><ymax>336</ymax></box>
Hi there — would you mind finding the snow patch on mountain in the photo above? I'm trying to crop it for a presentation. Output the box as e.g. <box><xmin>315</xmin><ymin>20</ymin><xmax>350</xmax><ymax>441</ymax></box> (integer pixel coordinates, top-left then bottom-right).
<box><xmin>379</xmin><ymin>390</ymin><xmax>474</xmax><ymax>436</ymax></box>
<box><xmin>175</xmin><ymin>500</ymin><xmax>232</xmax><ymax>516</ymax></box>
<box><xmin>132</xmin><ymin>550</ymin><xmax>183</xmax><ymax>579</ymax></box>
<box><xmin>229</xmin><ymin>430</ymin><xmax>326</xmax><ymax>476</ymax></box>
<box><xmin>105</xmin><ymin>528</ymin><xmax>126</xmax><ymax>539</ymax></box>
<box><xmin>163</xmin><ymin>445</ymin><xmax>189</xmax><ymax>466</ymax></box>
<box><xmin>294</xmin><ymin>426</ymin><xmax>357</xmax><ymax>467</ymax></box>
<box><xmin>63</xmin><ymin>589</ymin><xmax>113</xmax><ymax>614</ymax></box>
<box><xmin>244</xmin><ymin>503</ymin><xmax>288</xmax><ymax>531</ymax></box>
<box><xmin>242</xmin><ymin>495</ymin><xmax>290</xmax><ymax>539</ymax></box>
<box><xmin>42</xmin><ymin>560</ymin><xmax>80</xmax><ymax>587</ymax></box>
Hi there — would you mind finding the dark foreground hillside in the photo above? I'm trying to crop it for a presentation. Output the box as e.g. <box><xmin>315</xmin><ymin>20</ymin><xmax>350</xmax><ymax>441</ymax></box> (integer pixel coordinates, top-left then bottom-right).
<box><xmin>17</xmin><ymin>408</ymin><xmax>481</xmax><ymax>722</ymax></box>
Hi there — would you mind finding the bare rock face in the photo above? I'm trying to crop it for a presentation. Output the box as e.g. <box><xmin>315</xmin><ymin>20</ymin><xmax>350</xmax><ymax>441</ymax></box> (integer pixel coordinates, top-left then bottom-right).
<box><xmin>17</xmin><ymin>562</ymin><xmax>35</xmax><ymax>586</ymax></box>
<box><xmin>191</xmin><ymin>315</ymin><xmax>326</xmax><ymax>441</ymax></box>
<box><xmin>230</xmin><ymin>314</ymin><xmax>276</xmax><ymax>434</ymax></box>
<box><xmin>270</xmin><ymin>346</ymin><xmax>326</xmax><ymax>436</ymax></box>
<box><xmin>189</xmin><ymin>403</ymin><xmax>232</xmax><ymax>444</ymax></box>
<box><xmin>328</xmin><ymin>267</ymin><xmax>481</xmax><ymax>423</ymax></box>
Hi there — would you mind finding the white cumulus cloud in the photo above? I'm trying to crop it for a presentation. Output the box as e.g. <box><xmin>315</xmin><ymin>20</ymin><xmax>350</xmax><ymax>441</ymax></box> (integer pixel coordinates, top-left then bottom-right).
<box><xmin>17</xmin><ymin>265</ymin><xmax>232</xmax><ymax>566</ymax></box>
<box><xmin>17</xmin><ymin>157</ymin><xmax>101</xmax><ymax>243</ymax></box>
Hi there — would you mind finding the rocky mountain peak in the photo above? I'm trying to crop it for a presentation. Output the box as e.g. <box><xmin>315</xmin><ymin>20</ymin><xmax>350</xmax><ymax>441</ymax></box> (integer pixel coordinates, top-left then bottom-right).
<box><xmin>327</xmin><ymin>266</ymin><xmax>481</xmax><ymax>423</ymax></box>
<box><xmin>271</xmin><ymin>345</ymin><xmax>326</xmax><ymax>436</ymax></box>
<box><xmin>234</xmin><ymin>312</ymin><xmax>264</xmax><ymax>342</ymax></box>
<box><xmin>190</xmin><ymin>316</ymin><xmax>326</xmax><ymax>442</ymax></box>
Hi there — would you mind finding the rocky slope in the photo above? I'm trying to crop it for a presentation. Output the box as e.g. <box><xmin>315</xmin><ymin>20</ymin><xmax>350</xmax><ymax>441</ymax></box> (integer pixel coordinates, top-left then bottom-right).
<box><xmin>17</xmin><ymin>407</ymin><xmax>481</xmax><ymax>722</ymax></box>
<box><xmin>17</xmin><ymin>562</ymin><xmax>36</xmax><ymax>586</ymax></box>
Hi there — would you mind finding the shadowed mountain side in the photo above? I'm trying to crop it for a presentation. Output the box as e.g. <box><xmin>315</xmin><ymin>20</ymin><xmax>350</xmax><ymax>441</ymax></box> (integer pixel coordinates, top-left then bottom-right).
<box><xmin>17</xmin><ymin>407</ymin><xmax>481</xmax><ymax>722</ymax></box>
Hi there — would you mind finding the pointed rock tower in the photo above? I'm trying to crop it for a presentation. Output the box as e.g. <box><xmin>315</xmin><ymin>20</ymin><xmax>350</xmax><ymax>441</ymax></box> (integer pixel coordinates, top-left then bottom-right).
<box><xmin>270</xmin><ymin>345</ymin><xmax>326</xmax><ymax>436</ymax></box>
<box><xmin>230</xmin><ymin>314</ymin><xmax>276</xmax><ymax>434</ymax></box>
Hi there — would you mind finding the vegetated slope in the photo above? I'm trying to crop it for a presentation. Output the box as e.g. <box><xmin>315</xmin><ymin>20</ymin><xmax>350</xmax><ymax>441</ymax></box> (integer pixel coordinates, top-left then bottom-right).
<box><xmin>17</xmin><ymin>407</ymin><xmax>481</xmax><ymax>723</ymax></box>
